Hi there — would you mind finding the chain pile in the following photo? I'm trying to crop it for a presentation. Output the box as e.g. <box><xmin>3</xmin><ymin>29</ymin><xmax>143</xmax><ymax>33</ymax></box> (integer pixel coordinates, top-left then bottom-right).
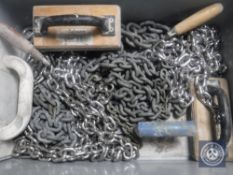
<box><xmin>13</xmin><ymin>21</ymin><xmax>226</xmax><ymax>162</ymax></box>
<box><xmin>13</xmin><ymin>53</ymin><xmax>138</xmax><ymax>162</ymax></box>
<box><xmin>79</xmin><ymin>23</ymin><xmax>226</xmax><ymax>139</ymax></box>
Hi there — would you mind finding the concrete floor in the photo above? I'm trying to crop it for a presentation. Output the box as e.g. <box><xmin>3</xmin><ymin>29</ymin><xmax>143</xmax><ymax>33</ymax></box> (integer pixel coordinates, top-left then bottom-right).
<box><xmin>0</xmin><ymin>159</ymin><xmax>232</xmax><ymax>175</ymax></box>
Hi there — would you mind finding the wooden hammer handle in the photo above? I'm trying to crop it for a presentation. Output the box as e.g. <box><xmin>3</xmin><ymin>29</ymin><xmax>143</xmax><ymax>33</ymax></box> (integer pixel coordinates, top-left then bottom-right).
<box><xmin>171</xmin><ymin>3</ymin><xmax>223</xmax><ymax>36</ymax></box>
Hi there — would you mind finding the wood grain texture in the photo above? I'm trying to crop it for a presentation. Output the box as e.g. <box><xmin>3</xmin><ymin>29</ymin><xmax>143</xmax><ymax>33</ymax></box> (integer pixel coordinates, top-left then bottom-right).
<box><xmin>33</xmin><ymin>5</ymin><xmax>121</xmax><ymax>51</ymax></box>
<box><xmin>191</xmin><ymin>78</ymin><xmax>233</xmax><ymax>161</ymax></box>
<box><xmin>174</xmin><ymin>3</ymin><xmax>223</xmax><ymax>35</ymax></box>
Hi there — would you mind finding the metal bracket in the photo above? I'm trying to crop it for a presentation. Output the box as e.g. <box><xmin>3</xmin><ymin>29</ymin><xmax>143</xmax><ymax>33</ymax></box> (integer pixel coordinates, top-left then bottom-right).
<box><xmin>102</xmin><ymin>16</ymin><xmax>115</xmax><ymax>36</ymax></box>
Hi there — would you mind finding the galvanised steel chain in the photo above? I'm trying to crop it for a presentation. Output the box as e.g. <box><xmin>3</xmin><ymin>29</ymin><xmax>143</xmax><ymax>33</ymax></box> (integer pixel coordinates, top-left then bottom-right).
<box><xmin>13</xmin><ymin>21</ymin><xmax>226</xmax><ymax>162</ymax></box>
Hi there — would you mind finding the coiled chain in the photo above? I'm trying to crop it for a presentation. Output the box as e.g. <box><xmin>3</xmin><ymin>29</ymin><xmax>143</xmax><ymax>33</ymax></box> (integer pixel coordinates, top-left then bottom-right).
<box><xmin>13</xmin><ymin>21</ymin><xmax>226</xmax><ymax>162</ymax></box>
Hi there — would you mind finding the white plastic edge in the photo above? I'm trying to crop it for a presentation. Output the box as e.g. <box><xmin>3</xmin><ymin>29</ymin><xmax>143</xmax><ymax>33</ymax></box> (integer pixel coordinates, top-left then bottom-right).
<box><xmin>0</xmin><ymin>55</ymin><xmax>33</xmax><ymax>141</ymax></box>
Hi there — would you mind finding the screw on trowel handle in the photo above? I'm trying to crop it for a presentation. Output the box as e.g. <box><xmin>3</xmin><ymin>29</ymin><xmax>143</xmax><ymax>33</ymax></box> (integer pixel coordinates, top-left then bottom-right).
<box><xmin>0</xmin><ymin>22</ymin><xmax>50</xmax><ymax>66</ymax></box>
<box><xmin>167</xmin><ymin>3</ymin><xmax>224</xmax><ymax>37</ymax></box>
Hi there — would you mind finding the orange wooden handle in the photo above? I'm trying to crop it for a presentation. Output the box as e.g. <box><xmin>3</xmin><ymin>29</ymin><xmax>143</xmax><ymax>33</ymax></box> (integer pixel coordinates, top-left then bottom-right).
<box><xmin>173</xmin><ymin>3</ymin><xmax>223</xmax><ymax>35</ymax></box>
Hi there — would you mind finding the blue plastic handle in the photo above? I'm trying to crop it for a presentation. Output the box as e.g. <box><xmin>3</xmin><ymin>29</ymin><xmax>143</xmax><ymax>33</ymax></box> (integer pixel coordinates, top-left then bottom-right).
<box><xmin>136</xmin><ymin>121</ymin><xmax>196</xmax><ymax>138</ymax></box>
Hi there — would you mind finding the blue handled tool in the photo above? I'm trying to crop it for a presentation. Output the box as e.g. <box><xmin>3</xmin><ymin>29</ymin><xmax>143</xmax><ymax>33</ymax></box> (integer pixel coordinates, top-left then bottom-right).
<box><xmin>136</xmin><ymin>121</ymin><xmax>196</xmax><ymax>138</ymax></box>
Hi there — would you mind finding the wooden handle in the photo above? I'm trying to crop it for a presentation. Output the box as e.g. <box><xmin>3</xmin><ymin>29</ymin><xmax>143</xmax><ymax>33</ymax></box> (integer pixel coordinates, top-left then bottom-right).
<box><xmin>0</xmin><ymin>22</ymin><xmax>50</xmax><ymax>65</ymax></box>
<box><xmin>172</xmin><ymin>3</ymin><xmax>223</xmax><ymax>36</ymax></box>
